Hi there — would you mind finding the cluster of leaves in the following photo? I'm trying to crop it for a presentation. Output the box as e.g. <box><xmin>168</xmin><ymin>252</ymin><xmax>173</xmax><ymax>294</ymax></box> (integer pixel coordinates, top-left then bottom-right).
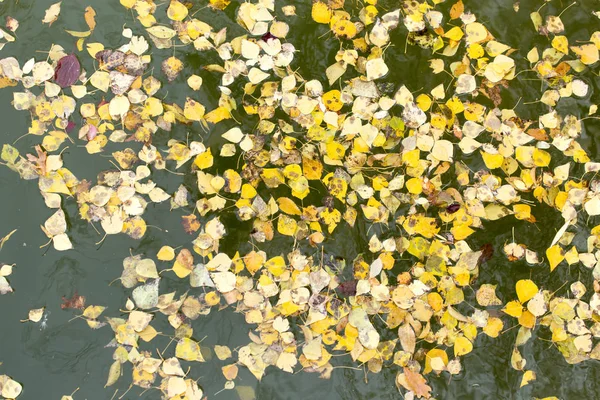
<box><xmin>1</xmin><ymin>0</ymin><xmax>600</xmax><ymax>398</ymax></box>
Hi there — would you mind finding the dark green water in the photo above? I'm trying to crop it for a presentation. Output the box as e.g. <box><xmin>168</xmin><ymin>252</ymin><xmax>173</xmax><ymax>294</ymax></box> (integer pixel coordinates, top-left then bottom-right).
<box><xmin>0</xmin><ymin>0</ymin><xmax>599</xmax><ymax>399</ymax></box>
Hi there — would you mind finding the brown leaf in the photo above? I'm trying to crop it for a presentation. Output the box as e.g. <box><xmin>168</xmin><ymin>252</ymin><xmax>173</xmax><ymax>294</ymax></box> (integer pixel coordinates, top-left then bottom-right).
<box><xmin>478</xmin><ymin>243</ymin><xmax>494</xmax><ymax>265</ymax></box>
<box><xmin>181</xmin><ymin>214</ymin><xmax>200</xmax><ymax>234</ymax></box>
<box><xmin>402</xmin><ymin>367</ymin><xmax>432</xmax><ymax>399</ymax></box>
<box><xmin>84</xmin><ymin>6</ymin><xmax>96</xmax><ymax>31</ymax></box>
<box><xmin>337</xmin><ymin>280</ymin><xmax>357</xmax><ymax>297</ymax></box>
<box><xmin>61</xmin><ymin>291</ymin><xmax>86</xmax><ymax>310</ymax></box>
<box><xmin>479</xmin><ymin>79</ymin><xmax>508</xmax><ymax>107</ymax></box>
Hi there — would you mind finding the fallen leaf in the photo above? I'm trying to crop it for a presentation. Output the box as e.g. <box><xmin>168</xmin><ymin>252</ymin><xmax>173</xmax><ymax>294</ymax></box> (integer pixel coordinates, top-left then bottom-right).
<box><xmin>54</xmin><ymin>54</ymin><xmax>81</xmax><ymax>87</ymax></box>
<box><xmin>61</xmin><ymin>291</ymin><xmax>86</xmax><ymax>310</ymax></box>
<box><xmin>42</xmin><ymin>2</ymin><xmax>62</xmax><ymax>25</ymax></box>
<box><xmin>402</xmin><ymin>367</ymin><xmax>432</xmax><ymax>399</ymax></box>
<box><xmin>84</xmin><ymin>6</ymin><xmax>97</xmax><ymax>31</ymax></box>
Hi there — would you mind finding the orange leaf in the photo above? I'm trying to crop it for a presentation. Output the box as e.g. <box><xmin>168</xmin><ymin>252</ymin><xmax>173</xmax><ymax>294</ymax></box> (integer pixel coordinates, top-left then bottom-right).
<box><xmin>449</xmin><ymin>0</ymin><xmax>464</xmax><ymax>20</ymax></box>
<box><xmin>84</xmin><ymin>6</ymin><xmax>96</xmax><ymax>31</ymax></box>
<box><xmin>403</xmin><ymin>367</ymin><xmax>432</xmax><ymax>399</ymax></box>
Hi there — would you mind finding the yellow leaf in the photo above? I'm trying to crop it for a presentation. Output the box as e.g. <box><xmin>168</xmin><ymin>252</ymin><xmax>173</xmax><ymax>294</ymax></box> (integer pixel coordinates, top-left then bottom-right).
<box><xmin>483</xmin><ymin>317</ymin><xmax>503</xmax><ymax>338</ymax></box>
<box><xmin>570</xmin><ymin>44</ymin><xmax>599</xmax><ymax>65</ymax></box>
<box><xmin>290</xmin><ymin>177</ymin><xmax>310</xmax><ymax>200</ymax></box>
<box><xmin>423</xmin><ymin>349</ymin><xmax>448</xmax><ymax>374</ymax></box>
<box><xmin>105</xmin><ymin>361</ymin><xmax>121</xmax><ymax>387</ymax></box>
<box><xmin>518</xmin><ymin>309</ymin><xmax>536</xmax><ymax>328</ymax></box>
<box><xmin>241</xmin><ymin>184</ymin><xmax>257</xmax><ymax>199</ymax></box>
<box><xmin>405</xmin><ymin>177</ymin><xmax>422</xmax><ymax>194</ymax></box>
<box><xmin>416</xmin><ymin>94</ymin><xmax>432</xmax><ymax>111</ymax></box>
<box><xmin>277</xmin><ymin>215</ymin><xmax>297</xmax><ymax>236</ymax></box>
<box><xmin>322</xmin><ymin>90</ymin><xmax>343</xmax><ymax>111</ymax></box>
<box><xmin>520</xmin><ymin>370</ymin><xmax>536</xmax><ymax>387</ymax></box>
<box><xmin>148</xmin><ymin>26</ymin><xmax>177</xmax><ymax>40</ymax></box>
<box><xmin>214</xmin><ymin>345</ymin><xmax>232</xmax><ymax>360</ymax></box>
<box><xmin>564</xmin><ymin>246</ymin><xmax>579</xmax><ymax>265</ymax></box>
<box><xmin>326</xmin><ymin>141</ymin><xmax>346</xmax><ymax>160</ymax></box>
<box><xmin>454</xmin><ymin>336</ymin><xmax>473</xmax><ymax>356</ymax></box>
<box><xmin>451</xmin><ymin>224</ymin><xmax>475</xmax><ymax>241</ymax></box>
<box><xmin>503</xmin><ymin>300</ymin><xmax>523</xmax><ymax>318</ymax></box>
<box><xmin>205</xmin><ymin>106</ymin><xmax>231</xmax><ymax>124</ymax></box>
<box><xmin>467</xmin><ymin>43</ymin><xmax>485</xmax><ymax>59</ymax></box>
<box><xmin>515</xmin><ymin>279</ymin><xmax>538</xmax><ymax>303</ymax></box>
<box><xmin>244</xmin><ymin>251</ymin><xmax>264</xmax><ymax>275</ymax></box>
<box><xmin>65</xmin><ymin>30</ymin><xmax>92</xmax><ymax>38</ymax></box>
<box><xmin>331</xmin><ymin>19</ymin><xmax>357</xmax><ymax>39</ymax></box>
<box><xmin>194</xmin><ymin>149</ymin><xmax>214</xmax><ymax>170</ymax></box>
<box><xmin>83</xmin><ymin>305</ymin><xmax>105</xmax><ymax>319</ymax></box>
<box><xmin>183</xmin><ymin>97</ymin><xmax>205</xmax><ymax>121</ymax></box>
<box><xmin>445</xmin><ymin>26</ymin><xmax>464</xmax><ymax>41</ymax></box>
<box><xmin>532</xmin><ymin>148</ymin><xmax>551</xmax><ymax>167</ymax></box>
<box><xmin>167</xmin><ymin>0</ymin><xmax>189</xmax><ymax>21</ymax></box>
<box><xmin>265</xmin><ymin>256</ymin><xmax>286</xmax><ymax>277</ymax></box>
<box><xmin>176</xmin><ymin>338</ymin><xmax>205</xmax><ymax>362</ymax></box>
<box><xmin>277</xmin><ymin>197</ymin><xmax>301</xmax><ymax>215</ymax></box>
<box><xmin>551</xmin><ymin>35</ymin><xmax>568</xmax><ymax>54</ymax></box>
<box><xmin>162</xmin><ymin>56</ymin><xmax>183</xmax><ymax>81</ymax></box>
<box><xmin>513</xmin><ymin>204</ymin><xmax>532</xmax><ymax>221</ymax></box>
<box><xmin>546</xmin><ymin>245</ymin><xmax>564</xmax><ymax>272</ymax></box>
<box><xmin>481</xmin><ymin>151</ymin><xmax>504</xmax><ymax>169</ymax></box>
<box><xmin>209</xmin><ymin>0</ymin><xmax>231</xmax><ymax>10</ymax></box>
<box><xmin>465</xmin><ymin>22</ymin><xmax>487</xmax><ymax>44</ymax></box>
<box><xmin>312</xmin><ymin>1</ymin><xmax>332</xmax><ymax>24</ymax></box>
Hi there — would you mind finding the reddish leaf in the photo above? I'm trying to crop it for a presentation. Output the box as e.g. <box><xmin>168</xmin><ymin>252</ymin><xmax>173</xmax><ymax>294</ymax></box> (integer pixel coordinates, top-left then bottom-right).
<box><xmin>65</xmin><ymin>120</ymin><xmax>76</xmax><ymax>133</ymax></box>
<box><xmin>261</xmin><ymin>32</ymin><xmax>276</xmax><ymax>42</ymax></box>
<box><xmin>54</xmin><ymin>54</ymin><xmax>81</xmax><ymax>88</ymax></box>
<box><xmin>61</xmin><ymin>291</ymin><xmax>86</xmax><ymax>310</ymax></box>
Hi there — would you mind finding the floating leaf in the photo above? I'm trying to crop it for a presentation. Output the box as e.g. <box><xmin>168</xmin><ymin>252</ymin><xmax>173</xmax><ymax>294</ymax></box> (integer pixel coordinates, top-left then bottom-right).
<box><xmin>42</xmin><ymin>2</ymin><xmax>61</xmax><ymax>25</ymax></box>
<box><xmin>54</xmin><ymin>54</ymin><xmax>81</xmax><ymax>88</ymax></box>
<box><xmin>516</xmin><ymin>280</ymin><xmax>538</xmax><ymax>304</ymax></box>
<box><xmin>162</xmin><ymin>56</ymin><xmax>183</xmax><ymax>82</ymax></box>
<box><xmin>546</xmin><ymin>245</ymin><xmax>565</xmax><ymax>272</ymax></box>
<box><xmin>400</xmin><ymin>367</ymin><xmax>432</xmax><ymax>399</ymax></box>
<box><xmin>84</xmin><ymin>6</ymin><xmax>96</xmax><ymax>30</ymax></box>
<box><xmin>454</xmin><ymin>336</ymin><xmax>473</xmax><ymax>356</ymax></box>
